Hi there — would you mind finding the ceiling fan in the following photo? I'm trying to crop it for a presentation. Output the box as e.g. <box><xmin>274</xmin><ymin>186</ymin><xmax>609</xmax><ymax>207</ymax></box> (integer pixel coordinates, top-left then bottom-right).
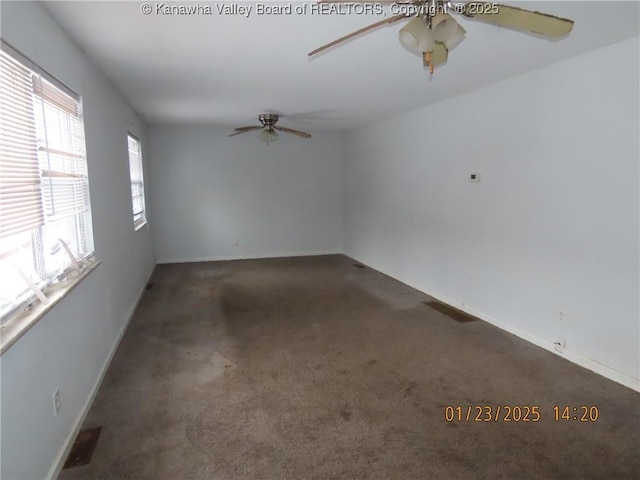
<box><xmin>309</xmin><ymin>1</ymin><xmax>574</xmax><ymax>73</ymax></box>
<box><xmin>228</xmin><ymin>114</ymin><xmax>312</xmax><ymax>144</ymax></box>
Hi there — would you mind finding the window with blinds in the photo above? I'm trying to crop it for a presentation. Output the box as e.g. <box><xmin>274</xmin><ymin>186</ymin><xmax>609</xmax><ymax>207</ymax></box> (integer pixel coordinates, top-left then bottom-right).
<box><xmin>0</xmin><ymin>45</ymin><xmax>93</xmax><ymax>322</ymax></box>
<box><xmin>127</xmin><ymin>134</ymin><xmax>146</xmax><ymax>229</ymax></box>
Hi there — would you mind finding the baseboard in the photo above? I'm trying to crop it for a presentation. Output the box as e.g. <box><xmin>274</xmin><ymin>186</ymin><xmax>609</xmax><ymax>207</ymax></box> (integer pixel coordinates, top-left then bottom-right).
<box><xmin>45</xmin><ymin>264</ymin><xmax>157</xmax><ymax>480</ymax></box>
<box><xmin>157</xmin><ymin>250</ymin><xmax>343</xmax><ymax>264</ymax></box>
<box><xmin>345</xmin><ymin>252</ymin><xmax>640</xmax><ymax>393</ymax></box>
<box><xmin>428</xmin><ymin>291</ymin><xmax>639</xmax><ymax>392</ymax></box>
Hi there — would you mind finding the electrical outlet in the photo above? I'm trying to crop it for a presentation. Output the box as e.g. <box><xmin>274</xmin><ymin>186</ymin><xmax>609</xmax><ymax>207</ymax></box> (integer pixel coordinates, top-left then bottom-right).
<box><xmin>554</xmin><ymin>338</ymin><xmax>566</xmax><ymax>353</ymax></box>
<box><xmin>53</xmin><ymin>389</ymin><xmax>61</xmax><ymax>416</ymax></box>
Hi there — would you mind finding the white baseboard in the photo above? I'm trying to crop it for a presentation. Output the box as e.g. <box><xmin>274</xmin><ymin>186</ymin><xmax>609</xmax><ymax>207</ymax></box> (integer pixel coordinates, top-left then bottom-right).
<box><xmin>346</xmin><ymin>252</ymin><xmax>640</xmax><ymax>393</ymax></box>
<box><xmin>428</xmin><ymin>291</ymin><xmax>639</xmax><ymax>392</ymax></box>
<box><xmin>46</xmin><ymin>264</ymin><xmax>157</xmax><ymax>480</ymax></box>
<box><xmin>157</xmin><ymin>250</ymin><xmax>343</xmax><ymax>264</ymax></box>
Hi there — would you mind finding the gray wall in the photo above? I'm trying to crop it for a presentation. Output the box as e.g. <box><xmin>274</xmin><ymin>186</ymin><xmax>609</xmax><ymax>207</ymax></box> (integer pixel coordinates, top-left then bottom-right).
<box><xmin>0</xmin><ymin>3</ymin><xmax>156</xmax><ymax>479</ymax></box>
<box><xmin>344</xmin><ymin>37</ymin><xmax>640</xmax><ymax>389</ymax></box>
<box><xmin>1</xmin><ymin>4</ymin><xmax>638</xmax><ymax>479</ymax></box>
<box><xmin>149</xmin><ymin>127</ymin><xmax>344</xmax><ymax>262</ymax></box>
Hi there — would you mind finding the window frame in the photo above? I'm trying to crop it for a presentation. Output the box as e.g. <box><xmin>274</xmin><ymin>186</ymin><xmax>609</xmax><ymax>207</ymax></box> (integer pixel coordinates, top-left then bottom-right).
<box><xmin>0</xmin><ymin>40</ymin><xmax>98</xmax><ymax>352</ymax></box>
<box><xmin>126</xmin><ymin>133</ymin><xmax>147</xmax><ymax>231</ymax></box>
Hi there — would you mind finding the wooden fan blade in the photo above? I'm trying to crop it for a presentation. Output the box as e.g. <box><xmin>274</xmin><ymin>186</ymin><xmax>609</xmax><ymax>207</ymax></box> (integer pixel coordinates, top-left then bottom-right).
<box><xmin>318</xmin><ymin>0</ymin><xmax>411</xmax><ymax>2</ymax></box>
<box><xmin>309</xmin><ymin>13</ymin><xmax>408</xmax><ymax>56</ymax></box>
<box><xmin>462</xmin><ymin>3</ymin><xmax>574</xmax><ymax>38</ymax></box>
<box><xmin>228</xmin><ymin>126</ymin><xmax>262</xmax><ymax>137</ymax></box>
<box><xmin>423</xmin><ymin>43</ymin><xmax>448</xmax><ymax>67</ymax></box>
<box><xmin>273</xmin><ymin>126</ymin><xmax>312</xmax><ymax>139</ymax></box>
<box><xmin>233</xmin><ymin>126</ymin><xmax>261</xmax><ymax>131</ymax></box>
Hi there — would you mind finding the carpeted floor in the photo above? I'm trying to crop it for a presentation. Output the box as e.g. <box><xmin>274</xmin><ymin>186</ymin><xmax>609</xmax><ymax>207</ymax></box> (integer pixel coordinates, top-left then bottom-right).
<box><xmin>58</xmin><ymin>255</ymin><xmax>640</xmax><ymax>480</ymax></box>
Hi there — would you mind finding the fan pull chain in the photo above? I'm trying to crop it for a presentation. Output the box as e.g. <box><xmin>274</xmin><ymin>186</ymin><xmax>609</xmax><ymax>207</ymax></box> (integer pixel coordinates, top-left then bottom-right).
<box><xmin>425</xmin><ymin>51</ymin><xmax>434</xmax><ymax>75</ymax></box>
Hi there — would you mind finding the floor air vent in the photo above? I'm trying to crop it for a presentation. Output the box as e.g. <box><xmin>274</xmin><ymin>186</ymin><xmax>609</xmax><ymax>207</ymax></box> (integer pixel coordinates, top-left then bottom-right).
<box><xmin>423</xmin><ymin>301</ymin><xmax>478</xmax><ymax>323</ymax></box>
<box><xmin>63</xmin><ymin>427</ymin><xmax>102</xmax><ymax>469</ymax></box>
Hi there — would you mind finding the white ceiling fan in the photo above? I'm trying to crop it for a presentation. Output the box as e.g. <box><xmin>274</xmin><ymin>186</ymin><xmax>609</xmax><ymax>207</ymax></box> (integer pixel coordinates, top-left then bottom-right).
<box><xmin>229</xmin><ymin>114</ymin><xmax>312</xmax><ymax>144</ymax></box>
<box><xmin>309</xmin><ymin>1</ymin><xmax>575</xmax><ymax>73</ymax></box>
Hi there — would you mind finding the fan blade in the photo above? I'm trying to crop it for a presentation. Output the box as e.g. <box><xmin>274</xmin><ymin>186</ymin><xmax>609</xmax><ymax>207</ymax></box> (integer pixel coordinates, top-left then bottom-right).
<box><xmin>423</xmin><ymin>43</ymin><xmax>448</xmax><ymax>67</ymax></box>
<box><xmin>228</xmin><ymin>126</ymin><xmax>262</xmax><ymax>137</ymax></box>
<box><xmin>318</xmin><ymin>0</ymin><xmax>416</xmax><ymax>3</ymax></box>
<box><xmin>233</xmin><ymin>126</ymin><xmax>261</xmax><ymax>131</ymax></box>
<box><xmin>309</xmin><ymin>13</ymin><xmax>408</xmax><ymax>56</ymax></box>
<box><xmin>462</xmin><ymin>3</ymin><xmax>574</xmax><ymax>38</ymax></box>
<box><xmin>273</xmin><ymin>126</ymin><xmax>312</xmax><ymax>139</ymax></box>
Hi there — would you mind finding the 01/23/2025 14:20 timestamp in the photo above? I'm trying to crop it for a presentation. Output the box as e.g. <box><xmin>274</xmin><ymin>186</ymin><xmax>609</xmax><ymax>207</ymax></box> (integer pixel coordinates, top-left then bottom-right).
<box><xmin>444</xmin><ymin>405</ymin><xmax>600</xmax><ymax>423</ymax></box>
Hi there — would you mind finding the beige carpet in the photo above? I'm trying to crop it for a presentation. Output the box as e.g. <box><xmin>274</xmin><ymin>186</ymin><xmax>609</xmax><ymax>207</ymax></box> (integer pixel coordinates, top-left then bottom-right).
<box><xmin>59</xmin><ymin>255</ymin><xmax>640</xmax><ymax>480</ymax></box>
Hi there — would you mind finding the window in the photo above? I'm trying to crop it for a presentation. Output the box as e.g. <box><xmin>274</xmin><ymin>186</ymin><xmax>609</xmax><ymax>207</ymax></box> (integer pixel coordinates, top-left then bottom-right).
<box><xmin>127</xmin><ymin>134</ymin><xmax>146</xmax><ymax>229</ymax></box>
<box><xmin>0</xmin><ymin>44</ymin><xmax>94</xmax><ymax>323</ymax></box>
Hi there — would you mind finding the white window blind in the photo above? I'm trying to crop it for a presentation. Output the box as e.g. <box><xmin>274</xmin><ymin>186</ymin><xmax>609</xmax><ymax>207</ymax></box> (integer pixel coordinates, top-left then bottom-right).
<box><xmin>0</xmin><ymin>52</ymin><xmax>43</xmax><ymax>238</ymax></box>
<box><xmin>0</xmin><ymin>45</ymin><xmax>93</xmax><ymax>322</ymax></box>
<box><xmin>33</xmin><ymin>75</ymin><xmax>89</xmax><ymax>222</ymax></box>
<box><xmin>127</xmin><ymin>134</ymin><xmax>146</xmax><ymax>229</ymax></box>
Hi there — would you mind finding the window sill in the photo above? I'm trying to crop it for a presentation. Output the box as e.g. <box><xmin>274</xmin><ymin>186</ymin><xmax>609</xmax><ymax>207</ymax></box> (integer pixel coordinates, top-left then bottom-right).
<box><xmin>0</xmin><ymin>260</ymin><xmax>101</xmax><ymax>355</ymax></box>
<box><xmin>134</xmin><ymin>220</ymin><xmax>147</xmax><ymax>232</ymax></box>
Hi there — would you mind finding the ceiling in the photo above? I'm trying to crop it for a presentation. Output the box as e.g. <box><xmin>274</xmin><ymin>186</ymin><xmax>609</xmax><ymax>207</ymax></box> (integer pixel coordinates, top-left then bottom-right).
<box><xmin>43</xmin><ymin>1</ymin><xmax>639</xmax><ymax>132</ymax></box>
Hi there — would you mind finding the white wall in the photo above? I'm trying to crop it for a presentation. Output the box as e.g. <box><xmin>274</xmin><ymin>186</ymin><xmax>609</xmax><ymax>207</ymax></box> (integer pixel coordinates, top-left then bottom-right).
<box><xmin>0</xmin><ymin>6</ymin><xmax>635</xmax><ymax>478</ymax></box>
<box><xmin>344</xmin><ymin>37</ymin><xmax>640</xmax><ymax>390</ymax></box>
<box><xmin>0</xmin><ymin>3</ymin><xmax>156</xmax><ymax>479</ymax></box>
<box><xmin>149</xmin><ymin>127</ymin><xmax>343</xmax><ymax>262</ymax></box>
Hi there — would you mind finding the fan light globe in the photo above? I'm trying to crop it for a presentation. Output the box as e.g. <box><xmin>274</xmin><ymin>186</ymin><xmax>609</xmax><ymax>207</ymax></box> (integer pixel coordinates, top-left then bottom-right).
<box><xmin>259</xmin><ymin>129</ymin><xmax>279</xmax><ymax>143</ymax></box>
<box><xmin>432</xmin><ymin>13</ymin><xmax>459</xmax><ymax>42</ymax></box>
<box><xmin>399</xmin><ymin>17</ymin><xmax>434</xmax><ymax>52</ymax></box>
<box><xmin>443</xmin><ymin>24</ymin><xmax>466</xmax><ymax>50</ymax></box>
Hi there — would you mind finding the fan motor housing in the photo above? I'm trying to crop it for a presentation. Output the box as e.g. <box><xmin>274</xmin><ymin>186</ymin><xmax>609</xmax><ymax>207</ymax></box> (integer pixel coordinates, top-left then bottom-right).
<box><xmin>259</xmin><ymin>114</ymin><xmax>278</xmax><ymax>127</ymax></box>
